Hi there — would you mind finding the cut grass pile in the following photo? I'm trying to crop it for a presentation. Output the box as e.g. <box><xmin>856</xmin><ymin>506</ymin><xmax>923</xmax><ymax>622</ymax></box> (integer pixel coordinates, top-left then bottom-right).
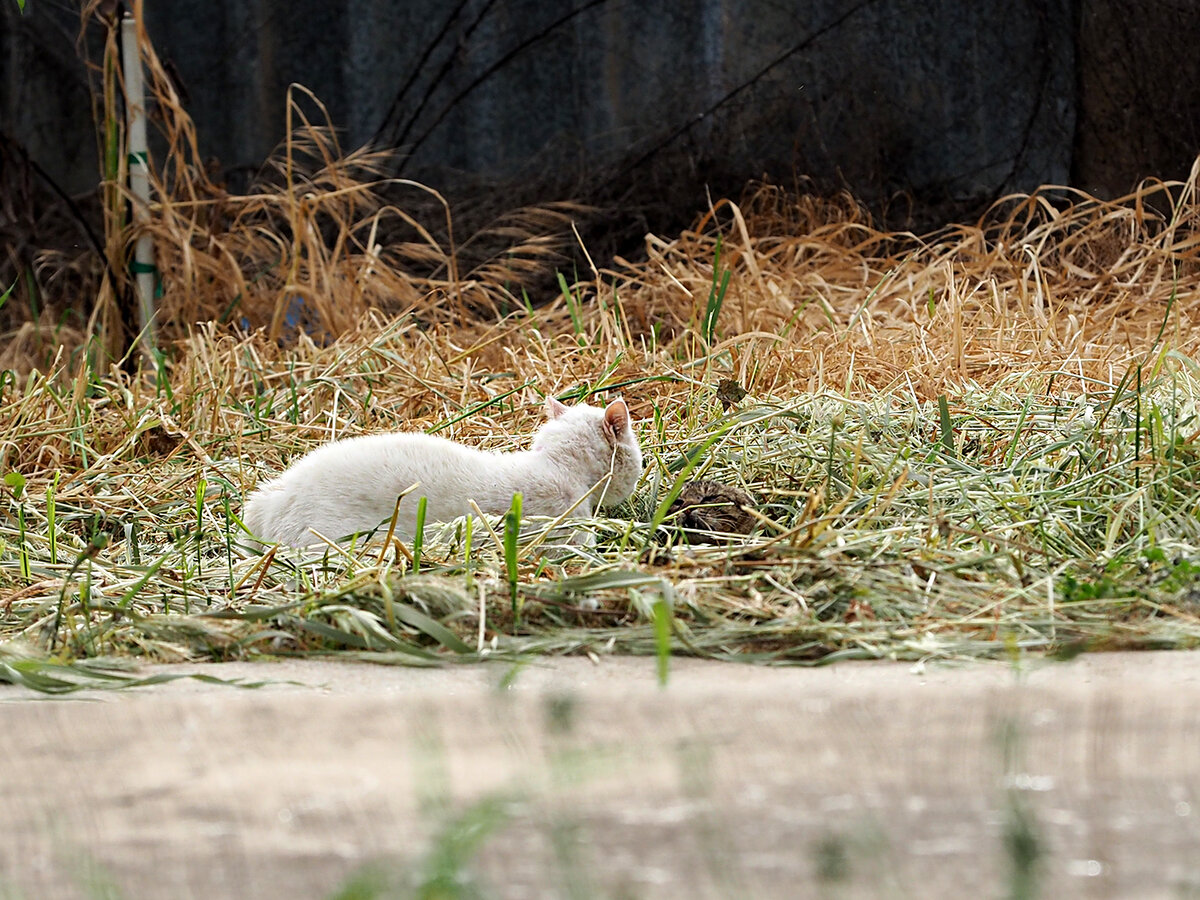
<box><xmin>3</xmin><ymin>154</ymin><xmax>1200</xmax><ymax>674</ymax></box>
<box><xmin>3</xmin><ymin>9</ymin><xmax>1200</xmax><ymax>675</ymax></box>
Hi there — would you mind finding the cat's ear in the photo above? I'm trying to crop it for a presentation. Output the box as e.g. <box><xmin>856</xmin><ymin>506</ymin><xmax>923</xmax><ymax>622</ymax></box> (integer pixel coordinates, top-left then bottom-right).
<box><xmin>602</xmin><ymin>398</ymin><xmax>630</xmax><ymax>443</ymax></box>
<box><xmin>545</xmin><ymin>397</ymin><xmax>570</xmax><ymax>419</ymax></box>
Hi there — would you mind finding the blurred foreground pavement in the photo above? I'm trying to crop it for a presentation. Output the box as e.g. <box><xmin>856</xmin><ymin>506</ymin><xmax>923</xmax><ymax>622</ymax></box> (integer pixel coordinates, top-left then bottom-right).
<box><xmin>1</xmin><ymin>652</ymin><xmax>1198</xmax><ymax>899</ymax></box>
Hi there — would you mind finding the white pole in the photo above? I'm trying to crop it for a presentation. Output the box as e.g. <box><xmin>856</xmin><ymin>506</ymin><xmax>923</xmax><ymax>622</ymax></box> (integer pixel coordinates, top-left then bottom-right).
<box><xmin>120</xmin><ymin>11</ymin><xmax>157</xmax><ymax>355</ymax></box>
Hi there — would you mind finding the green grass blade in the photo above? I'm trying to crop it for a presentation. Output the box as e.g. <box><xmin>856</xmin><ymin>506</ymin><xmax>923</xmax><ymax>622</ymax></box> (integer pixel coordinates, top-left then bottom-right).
<box><xmin>652</xmin><ymin>598</ymin><xmax>672</xmax><ymax>686</ymax></box>
<box><xmin>390</xmin><ymin>601</ymin><xmax>473</xmax><ymax>654</ymax></box>
<box><xmin>703</xmin><ymin>236</ymin><xmax>731</xmax><ymax>346</ymax></box>
<box><xmin>413</xmin><ymin>495</ymin><xmax>427</xmax><ymax>573</ymax></box>
<box><xmin>504</xmin><ymin>493</ymin><xmax>522</xmax><ymax>627</ymax></box>
<box><xmin>937</xmin><ymin>394</ymin><xmax>954</xmax><ymax>455</ymax></box>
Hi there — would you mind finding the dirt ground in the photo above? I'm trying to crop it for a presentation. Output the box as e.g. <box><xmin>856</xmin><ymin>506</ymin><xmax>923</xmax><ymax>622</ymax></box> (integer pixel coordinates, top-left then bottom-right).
<box><xmin>2</xmin><ymin>651</ymin><xmax>1199</xmax><ymax>899</ymax></box>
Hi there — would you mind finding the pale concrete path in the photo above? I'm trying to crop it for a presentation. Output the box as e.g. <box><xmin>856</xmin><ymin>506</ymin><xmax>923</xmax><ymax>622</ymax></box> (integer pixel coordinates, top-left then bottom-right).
<box><xmin>2</xmin><ymin>652</ymin><xmax>1200</xmax><ymax>899</ymax></box>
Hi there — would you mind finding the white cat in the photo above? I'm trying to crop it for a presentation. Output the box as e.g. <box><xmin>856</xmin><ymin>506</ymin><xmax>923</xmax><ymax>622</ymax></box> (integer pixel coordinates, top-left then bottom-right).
<box><xmin>242</xmin><ymin>396</ymin><xmax>643</xmax><ymax>547</ymax></box>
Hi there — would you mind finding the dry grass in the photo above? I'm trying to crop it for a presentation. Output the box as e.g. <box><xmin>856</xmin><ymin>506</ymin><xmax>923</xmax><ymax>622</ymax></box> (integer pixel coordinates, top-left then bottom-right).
<box><xmin>3</xmin><ymin>8</ymin><xmax>1200</xmax><ymax>682</ymax></box>
<box><xmin>3</xmin><ymin>159</ymin><xmax>1200</xmax><ymax>673</ymax></box>
<box><xmin>612</xmin><ymin>170</ymin><xmax>1200</xmax><ymax>398</ymax></box>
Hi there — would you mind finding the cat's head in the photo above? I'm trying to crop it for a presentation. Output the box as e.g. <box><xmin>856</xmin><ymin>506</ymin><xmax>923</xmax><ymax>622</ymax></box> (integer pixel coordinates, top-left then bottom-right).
<box><xmin>535</xmin><ymin>396</ymin><xmax>643</xmax><ymax>507</ymax></box>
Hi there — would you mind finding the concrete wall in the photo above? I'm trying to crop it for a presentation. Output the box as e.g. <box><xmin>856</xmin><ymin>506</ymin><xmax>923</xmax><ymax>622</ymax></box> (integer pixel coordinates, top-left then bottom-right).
<box><xmin>1</xmin><ymin>0</ymin><xmax>1195</xmax><ymax>216</ymax></box>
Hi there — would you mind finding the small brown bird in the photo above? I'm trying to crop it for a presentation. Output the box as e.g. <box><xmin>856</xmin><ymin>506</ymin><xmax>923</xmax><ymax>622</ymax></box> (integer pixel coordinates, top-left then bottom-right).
<box><xmin>667</xmin><ymin>480</ymin><xmax>757</xmax><ymax>541</ymax></box>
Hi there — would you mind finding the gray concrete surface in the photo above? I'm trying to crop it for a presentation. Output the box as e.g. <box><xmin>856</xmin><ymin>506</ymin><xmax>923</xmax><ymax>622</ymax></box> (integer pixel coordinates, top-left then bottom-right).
<box><xmin>5</xmin><ymin>0</ymin><xmax>1075</xmax><ymax>201</ymax></box>
<box><xmin>2</xmin><ymin>652</ymin><xmax>1199</xmax><ymax>898</ymax></box>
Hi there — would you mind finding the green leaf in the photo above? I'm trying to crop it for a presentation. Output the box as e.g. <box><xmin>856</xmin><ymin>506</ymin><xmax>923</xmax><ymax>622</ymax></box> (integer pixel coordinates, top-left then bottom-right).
<box><xmin>3</xmin><ymin>471</ymin><xmax>25</xmax><ymax>499</ymax></box>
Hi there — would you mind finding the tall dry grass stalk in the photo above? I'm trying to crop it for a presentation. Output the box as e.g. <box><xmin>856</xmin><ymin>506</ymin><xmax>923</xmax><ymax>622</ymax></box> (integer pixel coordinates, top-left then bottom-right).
<box><xmin>3</xmin><ymin>0</ymin><xmax>582</xmax><ymax>372</ymax></box>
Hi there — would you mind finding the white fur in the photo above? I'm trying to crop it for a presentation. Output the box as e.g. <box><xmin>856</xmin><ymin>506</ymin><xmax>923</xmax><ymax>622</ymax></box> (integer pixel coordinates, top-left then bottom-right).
<box><xmin>242</xmin><ymin>398</ymin><xmax>642</xmax><ymax>547</ymax></box>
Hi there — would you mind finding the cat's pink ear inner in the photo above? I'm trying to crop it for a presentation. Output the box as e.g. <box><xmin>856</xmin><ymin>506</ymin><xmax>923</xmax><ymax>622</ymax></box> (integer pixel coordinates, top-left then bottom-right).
<box><xmin>603</xmin><ymin>398</ymin><xmax>630</xmax><ymax>441</ymax></box>
<box><xmin>545</xmin><ymin>397</ymin><xmax>570</xmax><ymax>419</ymax></box>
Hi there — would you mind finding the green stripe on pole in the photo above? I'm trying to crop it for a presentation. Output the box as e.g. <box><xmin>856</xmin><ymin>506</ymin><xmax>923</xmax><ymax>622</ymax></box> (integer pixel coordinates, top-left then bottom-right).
<box><xmin>127</xmin><ymin>151</ymin><xmax>149</xmax><ymax>166</ymax></box>
<box><xmin>129</xmin><ymin>261</ymin><xmax>157</xmax><ymax>274</ymax></box>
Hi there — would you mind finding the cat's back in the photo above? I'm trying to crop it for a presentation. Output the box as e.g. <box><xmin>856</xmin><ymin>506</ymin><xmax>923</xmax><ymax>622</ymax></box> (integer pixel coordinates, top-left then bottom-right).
<box><xmin>243</xmin><ymin>430</ymin><xmax>499</xmax><ymax>545</ymax></box>
<box><xmin>280</xmin><ymin>430</ymin><xmax>488</xmax><ymax>482</ymax></box>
